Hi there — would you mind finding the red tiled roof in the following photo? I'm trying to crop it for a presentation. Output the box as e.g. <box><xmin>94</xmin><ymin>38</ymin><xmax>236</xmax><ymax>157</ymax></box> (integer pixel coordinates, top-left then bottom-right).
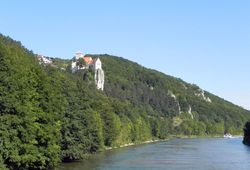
<box><xmin>83</xmin><ymin>57</ymin><xmax>94</xmax><ymax>65</ymax></box>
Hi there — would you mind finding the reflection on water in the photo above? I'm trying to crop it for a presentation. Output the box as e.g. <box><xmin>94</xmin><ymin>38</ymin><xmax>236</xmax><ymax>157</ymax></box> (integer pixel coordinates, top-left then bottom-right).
<box><xmin>58</xmin><ymin>138</ymin><xmax>250</xmax><ymax>170</ymax></box>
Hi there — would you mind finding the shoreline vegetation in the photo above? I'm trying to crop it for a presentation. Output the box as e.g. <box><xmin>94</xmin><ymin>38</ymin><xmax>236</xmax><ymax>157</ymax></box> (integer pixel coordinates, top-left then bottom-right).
<box><xmin>59</xmin><ymin>134</ymin><xmax>243</xmax><ymax>166</ymax></box>
<box><xmin>60</xmin><ymin>135</ymin><xmax>229</xmax><ymax>165</ymax></box>
<box><xmin>1</xmin><ymin>34</ymin><xmax>250</xmax><ymax>170</ymax></box>
<box><xmin>105</xmin><ymin>139</ymin><xmax>161</xmax><ymax>150</ymax></box>
<box><xmin>105</xmin><ymin>134</ymin><xmax>243</xmax><ymax>150</ymax></box>
<box><xmin>243</xmin><ymin>121</ymin><xmax>250</xmax><ymax>146</ymax></box>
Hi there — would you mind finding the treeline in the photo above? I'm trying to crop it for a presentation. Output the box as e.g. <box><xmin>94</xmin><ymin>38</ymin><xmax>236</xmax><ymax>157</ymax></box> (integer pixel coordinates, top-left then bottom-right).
<box><xmin>0</xmin><ymin>35</ymin><xmax>178</xmax><ymax>169</ymax></box>
<box><xmin>98</xmin><ymin>55</ymin><xmax>250</xmax><ymax>134</ymax></box>
<box><xmin>243</xmin><ymin>121</ymin><xmax>250</xmax><ymax>146</ymax></box>
<box><xmin>0</xmin><ymin>34</ymin><xmax>250</xmax><ymax>169</ymax></box>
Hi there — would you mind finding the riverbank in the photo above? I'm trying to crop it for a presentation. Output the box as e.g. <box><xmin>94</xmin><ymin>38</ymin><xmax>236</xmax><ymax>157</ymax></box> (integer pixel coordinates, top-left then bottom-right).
<box><xmin>58</xmin><ymin>137</ymin><xmax>248</xmax><ymax>170</ymax></box>
<box><xmin>59</xmin><ymin>133</ymin><xmax>242</xmax><ymax>167</ymax></box>
<box><xmin>104</xmin><ymin>134</ymin><xmax>234</xmax><ymax>151</ymax></box>
<box><xmin>105</xmin><ymin>139</ymin><xmax>163</xmax><ymax>150</ymax></box>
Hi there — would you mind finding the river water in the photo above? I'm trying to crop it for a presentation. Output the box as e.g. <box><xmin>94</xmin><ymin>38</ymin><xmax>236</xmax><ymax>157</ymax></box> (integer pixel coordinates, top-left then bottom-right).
<box><xmin>58</xmin><ymin>138</ymin><xmax>250</xmax><ymax>170</ymax></box>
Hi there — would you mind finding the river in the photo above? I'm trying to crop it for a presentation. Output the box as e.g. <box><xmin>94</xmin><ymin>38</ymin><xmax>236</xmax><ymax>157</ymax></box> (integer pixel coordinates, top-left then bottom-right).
<box><xmin>58</xmin><ymin>138</ymin><xmax>250</xmax><ymax>170</ymax></box>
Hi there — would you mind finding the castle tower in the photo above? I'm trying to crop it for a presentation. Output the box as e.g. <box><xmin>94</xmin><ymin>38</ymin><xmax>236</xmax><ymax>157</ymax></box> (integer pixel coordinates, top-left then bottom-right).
<box><xmin>94</xmin><ymin>58</ymin><xmax>104</xmax><ymax>91</ymax></box>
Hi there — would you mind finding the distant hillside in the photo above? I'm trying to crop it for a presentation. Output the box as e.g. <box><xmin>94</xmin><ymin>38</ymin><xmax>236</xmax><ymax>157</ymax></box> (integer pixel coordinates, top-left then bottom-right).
<box><xmin>0</xmin><ymin>34</ymin><xmax>249</xmax><ymax>170</ymax></box>
<box><xmin>98</xmin><ymin>54</ymin><xmax>250</xmax><ymax>133</ymax></box>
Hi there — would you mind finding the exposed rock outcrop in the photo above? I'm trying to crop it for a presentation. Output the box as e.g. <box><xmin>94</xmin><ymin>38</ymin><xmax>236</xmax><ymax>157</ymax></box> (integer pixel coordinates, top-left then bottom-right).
<box><xmin>95</xmin><ymin>68</ymin><xmax>105</xmax><ymax>91</ymax></box>
<box><xmin>195</xmin><ymin>89</ymin><xmax>212</xmax><ymax>103</ymax></box>
<box><xmin>168</xmin><ymin>90</ymin><xmax>181</xmax><ymax>114</ymax></box>
<box><xmin>37</xmin><ymin>55</ymin><xmax>53</xmax><ymax>65</ymax></box>
<box><xmin>188</xmin><ymin>105</ymin><xmax>194</xmax><ymax>119</ymax></box>
<box><xmin>71</xmin><ymin>52</ymin><xmax>105</xmax><ymax>91</ymax></box>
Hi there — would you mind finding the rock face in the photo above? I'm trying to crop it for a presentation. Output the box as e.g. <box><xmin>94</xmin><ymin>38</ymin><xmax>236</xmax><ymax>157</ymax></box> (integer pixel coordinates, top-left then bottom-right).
<box><xmin>188</xmin><ymin>105</ymin><xmax>194</xmax><ymax>119</ymax></box>
<box><xmin>243</xmin><ymin>121</ymin><xmax>250</xmax><ymax>146</ymax></box>
<box><xmin>93</xmin><ymin>58</ymin><xmax>104</xmax><ymax>90</ymax></box>
<box><xmin>71</xmin><ymin>52</ymin><xmax>105</xmax><ymax>91</ymax></box>
<box><xmin>37</xmin><ymin>55</ymin><xmax>52</xmax><ymax>65</ymax></box>
<box><xmin>168</xmin><ymin>91</ymin><xmax>181</xmax><ymax>114</ymax></box>
<box><xmin>95</xmin><ymin>68</ymin><xmax>105</xmax><ymax>91</ymax></box>
<box><xmin>194</xmin><ymin>88</ymin><xmax>212</xmax><ymax>103</ymax></box>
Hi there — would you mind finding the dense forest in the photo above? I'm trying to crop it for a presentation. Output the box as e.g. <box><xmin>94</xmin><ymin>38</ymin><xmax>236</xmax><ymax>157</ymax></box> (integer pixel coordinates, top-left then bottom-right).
<box><xmin>0</xmin><ymin>34</ymin><xmax>250</xmax><ymax>169</ymax></box>
<box><xmin>243</xmin><ymin>121</ymin><xmax>250</xmax><ymax>146</ymax></box>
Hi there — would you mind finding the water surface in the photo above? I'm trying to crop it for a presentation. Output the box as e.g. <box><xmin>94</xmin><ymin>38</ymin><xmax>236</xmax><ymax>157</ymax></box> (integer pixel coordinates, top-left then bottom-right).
<box><xmin>58</xmin><ymin>138</ymin><xmax>250</xmax><ymax>170</ymax></box>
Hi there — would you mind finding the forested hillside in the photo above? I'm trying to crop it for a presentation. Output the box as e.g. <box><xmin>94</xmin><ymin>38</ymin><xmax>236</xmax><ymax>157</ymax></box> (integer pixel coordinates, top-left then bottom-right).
<box><xmin>0</xmin><ymin>34</ymin><xmax>250</xmax><ymax>170</ymax></box>
<box><xmin>243</xmin><ymin>121</ymin><xmax>250</xmax><ymax>146</ymax></box>
<box><xmin>99</xmin><ymin>55</ymin><xmax>250</xmax><ymax>134</ymax></box>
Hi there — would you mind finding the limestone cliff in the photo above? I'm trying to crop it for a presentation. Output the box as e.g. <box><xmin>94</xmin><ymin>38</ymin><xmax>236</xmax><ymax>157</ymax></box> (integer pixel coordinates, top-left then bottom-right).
<box><xmin>95</xmin><ymin>68</ymin><xmax>105</xmax><ymax>91</ymax></box>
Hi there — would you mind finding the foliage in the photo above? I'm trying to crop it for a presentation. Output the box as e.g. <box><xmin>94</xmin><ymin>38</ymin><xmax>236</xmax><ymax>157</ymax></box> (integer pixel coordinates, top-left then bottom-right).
<box><xmin>243</xmin><ymin>121</ymin><xmax>250</xmax><ymax>146</ymax></box>
<box><xmin>0</xmin><ymin>34</ymin><xmax>250</xmax><ymax>169</ymax></box>
<box><xmin>98</xmin><ymin>54</ymin><xmax>250</xmax><ymax>135</ymax></box>
<box><xmin>0</xmin><ymin>34</ymin><xmax>61</xmax><ymax>169</ymax></box>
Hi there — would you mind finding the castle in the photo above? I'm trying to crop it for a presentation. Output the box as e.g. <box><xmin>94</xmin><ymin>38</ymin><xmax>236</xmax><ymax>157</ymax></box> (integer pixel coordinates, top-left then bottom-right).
<box><xmin>71</xmin><ymin>51</ymin><xmax>105</xmax><ymax>91</ymax></box>
<box><xmin>37</xmin><ymin>55</ymin><xmax>52</xmax><ymax>65</ymax></box>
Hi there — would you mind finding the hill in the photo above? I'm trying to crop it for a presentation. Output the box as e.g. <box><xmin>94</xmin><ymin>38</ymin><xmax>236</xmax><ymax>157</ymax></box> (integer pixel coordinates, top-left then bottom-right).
<box><xmin>0</xmin><ymin>34</ymin><xmax>250</xmax><ymax>169</ymax></box>
<box><xmin>93</xmin><ymin>54</ymin><xmax>250</xmax><ymax>135</ymax></box>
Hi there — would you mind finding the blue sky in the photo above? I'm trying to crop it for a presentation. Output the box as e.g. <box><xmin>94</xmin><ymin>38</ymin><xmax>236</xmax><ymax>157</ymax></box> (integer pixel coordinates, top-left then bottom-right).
<box><xmin>1</xmin><ymin>0</ymin><xmax>250</xmax><ymax>110</ymax></box>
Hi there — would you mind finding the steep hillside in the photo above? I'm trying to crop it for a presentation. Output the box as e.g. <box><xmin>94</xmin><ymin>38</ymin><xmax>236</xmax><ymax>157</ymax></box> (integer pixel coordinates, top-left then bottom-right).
<box><xmin>95</xmin><ymin>54</ymin><xmax>250</xmax><ymax>134</ymax></box>
<box><xmin>0</xmin><ymin>34</ymin><xmax>250</xmax><ymax>170</ymax></box>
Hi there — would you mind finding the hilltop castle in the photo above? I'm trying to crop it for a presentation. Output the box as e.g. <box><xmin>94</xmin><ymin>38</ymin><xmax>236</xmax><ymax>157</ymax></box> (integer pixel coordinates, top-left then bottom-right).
<box><xmin>71</xmin><ymin>51</ymin><xmax>105</xmax><ymax>91</ymax></box>
<box><xmin>37</xmin><ymin>55</ymin><xmax>52</xmax><ymax>65</ymax></box>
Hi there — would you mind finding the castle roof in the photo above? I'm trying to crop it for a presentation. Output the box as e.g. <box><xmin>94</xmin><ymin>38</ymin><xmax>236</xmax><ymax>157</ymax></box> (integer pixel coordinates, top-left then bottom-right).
<box><xmin>83</xmin><ymin>56</ymin><xmax>94</xmax><ymax>65</ymax></box>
